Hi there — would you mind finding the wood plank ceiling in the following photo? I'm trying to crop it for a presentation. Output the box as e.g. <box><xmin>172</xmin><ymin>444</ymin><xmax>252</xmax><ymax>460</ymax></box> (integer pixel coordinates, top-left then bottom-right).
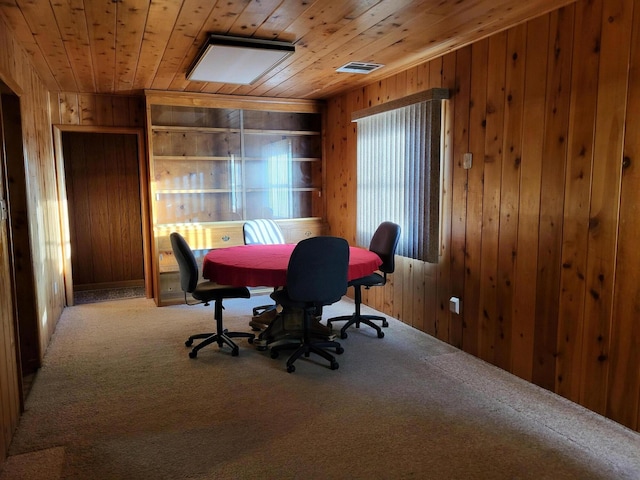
<box><xmin>0</xmin><ymin>0</ymin><xmax>577</xmax><ymax>100</ymax></box>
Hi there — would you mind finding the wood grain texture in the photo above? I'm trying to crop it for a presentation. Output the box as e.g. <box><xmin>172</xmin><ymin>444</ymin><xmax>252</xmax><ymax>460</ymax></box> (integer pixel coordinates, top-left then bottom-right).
<box><xmin>532</xmin><ymin>5</ymin><xmax>574</xmax><ymax>392</ymax></box>
<box><xmin>0</xmin><ymin>12</ymin><xmax>66</xmax><ymax>467</ymax></box>
<box><xmin>556</xmin><ymin>0</ymin><xmax>603</xmax><ymax>403</ymax></box>
<box><xmin>609</xmin><ymin>0</ymin><xmax>640</xmax><ymax>430</ymax></box>
<box><xmin>0</xmin><ymin>0</ymin><xmax>577</xmax><ymax>98</ymax></box>
<box><xmin>325</xmin><ymin>0</ymin><xmax>640</xmax><ymax>433</ymax></box>
<box><xmin>580</xmin><ymin>0</ymin><xmax>634</xmax><ymax>417</ymax></box>
<box><xmin>62</xmin><ymin>132</ymin><xmax>144</xmax><ymax>289</ymax></box>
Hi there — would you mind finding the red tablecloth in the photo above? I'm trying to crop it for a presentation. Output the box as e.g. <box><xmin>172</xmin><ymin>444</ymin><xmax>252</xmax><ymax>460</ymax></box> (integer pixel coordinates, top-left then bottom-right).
<box><xmin>203</xmin><ymin>243</ymin><xmax>381</xmax><ymax>287</ymax></box>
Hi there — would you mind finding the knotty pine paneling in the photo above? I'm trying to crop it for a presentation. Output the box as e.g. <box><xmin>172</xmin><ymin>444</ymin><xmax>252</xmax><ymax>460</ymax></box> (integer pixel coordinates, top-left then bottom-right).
<box><xmin>0</xmin><ymin>14</ymin><xmax>66</xmax><ymax>466</ymax></box>
<box><xmin>556</xmin><ymin>0</ymin><xmax>603</xmax><ymax>405</ymax></box>
<box><xmin>50</xmin><ymin>92</ymin><xmax>144</xmax><ymax>127</ymax></box>
<box><xmin>325</xmin><ymin>0</ymin><xmax>640</xmax><ymax>432</ymax></box>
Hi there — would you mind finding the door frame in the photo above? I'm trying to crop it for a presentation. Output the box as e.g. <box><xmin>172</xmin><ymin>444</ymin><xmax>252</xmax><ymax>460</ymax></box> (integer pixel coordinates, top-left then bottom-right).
<box><xmin>53</xmin><ymin>125</ymin><xmax>152</xmax><ymax>305</ymax></box>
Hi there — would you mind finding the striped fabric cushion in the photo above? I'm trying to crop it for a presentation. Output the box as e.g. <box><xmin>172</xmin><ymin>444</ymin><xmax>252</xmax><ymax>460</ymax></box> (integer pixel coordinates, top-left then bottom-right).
<box><xmin>243</xmin><ymin>219</ymin><xmax>285</xmax><ymax>245</ymax></box>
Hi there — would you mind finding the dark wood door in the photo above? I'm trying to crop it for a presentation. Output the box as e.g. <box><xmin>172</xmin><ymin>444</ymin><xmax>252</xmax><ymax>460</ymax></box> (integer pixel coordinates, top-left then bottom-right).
<box><xmin>62</xmin><ymin>132</ymin><xmax>144</xmax><ymax>290</ymax></box>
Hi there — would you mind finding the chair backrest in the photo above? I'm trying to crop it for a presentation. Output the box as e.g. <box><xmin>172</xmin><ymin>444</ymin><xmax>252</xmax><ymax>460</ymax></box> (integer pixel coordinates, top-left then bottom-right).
<box><xmin>243</xmin><ymin>219</ymin><xmax>285</xmax><ymax>245</ymax></box>
<box><xmin>286</xmin><ymin>236</ymin><xmax>349</xmax><ymax>307</ymax></box>
<box><xmin>170</xmin><ymin>232</ymin><xmax>199</xmax><ymax>294</ymax></box>
<box><xmin>369</xmin><ymin>222</ymin><xmax>401</xmax><ymax>274</ymax></box>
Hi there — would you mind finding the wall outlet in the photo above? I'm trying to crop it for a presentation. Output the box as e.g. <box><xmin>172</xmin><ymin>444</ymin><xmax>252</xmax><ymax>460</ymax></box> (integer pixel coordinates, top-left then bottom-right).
<box><xmin>449</xmin><ymin>296</ymin><xmax>461</xmax><ymax>314</ymax></box>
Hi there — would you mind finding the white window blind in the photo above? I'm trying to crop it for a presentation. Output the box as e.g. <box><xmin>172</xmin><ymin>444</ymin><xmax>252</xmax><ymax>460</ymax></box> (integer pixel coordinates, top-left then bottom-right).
<box><xmin>354</xmin><ymin>89</ymin><xmax>447</xmax><ymax>263</ymax></box>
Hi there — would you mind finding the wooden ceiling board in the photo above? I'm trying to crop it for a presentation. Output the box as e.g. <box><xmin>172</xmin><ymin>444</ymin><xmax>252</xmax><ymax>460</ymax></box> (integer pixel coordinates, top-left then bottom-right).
<box><xmin>15</xmin><ymin>0</ymin><xmax>78</xmax><ymax>91</ymax></box>
<box><xmin>149</xmin><ymin>0</ymin><xmax>217</xmax><ymax>91</ymax></box>
<box><xmin>231</xmin><ymin>0</ymin><xmax>429</xmax><ymax>98</ymax></box>
<box><xmin>50</xmin><ymin>0</ymin><xmax>95</xmax><ymax>93</ymax></box>
<box><xmin>252</xmin><ymin>0</ymin><xmax>319</xmax><ymax>40</ymax></box>
<box><xmin>0</xmin><ymin>0</ymin><xmax>580</xmax><ymax>99</ymax></box>
<box><xmin>84</xmin><ymin>0</ymin><xmax>117</xmax><ymax>93</ymax></box>
<box><xmin>227</xmin><ymin>0</ymin><xmax>284</xmax><ymax>37</ymax></box>
<box><xmin>115</xmin><ymin>0</ymin><xmax>150</xmax><ymax>93</ymax></box>
<box><xmin>0</xmin><ymin>0</ymin><xmax>60</xmax><ymax>90</ymax></box>
<box><xmin>131</xmin><ymin>0</ymin><xmax>182</xmax><ymax>92</ymax></box>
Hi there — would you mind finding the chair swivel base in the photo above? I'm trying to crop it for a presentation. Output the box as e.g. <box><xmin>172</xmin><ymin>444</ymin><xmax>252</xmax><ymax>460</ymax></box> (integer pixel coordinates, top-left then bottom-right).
<box><xmin>327</xmin><ymin>314</ymin><xmax>387</xmax><ymax>339</ymax></box>
<box><xmin>185</xmin><ymin>330</ymin><xmax>255</xmax><ymax>358</ymax></box>
<box><xmin>270</xmin><ymin>339</ymin><xmax>344</xmax><ymax>373</ymax></box>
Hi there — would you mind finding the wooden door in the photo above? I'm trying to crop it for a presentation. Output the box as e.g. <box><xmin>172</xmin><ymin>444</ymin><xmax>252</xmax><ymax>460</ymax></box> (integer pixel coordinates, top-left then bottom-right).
<box><xmin>62</xmin><ymin>132</ymin><xmax>144</xmax><ymax>291</ymax></box>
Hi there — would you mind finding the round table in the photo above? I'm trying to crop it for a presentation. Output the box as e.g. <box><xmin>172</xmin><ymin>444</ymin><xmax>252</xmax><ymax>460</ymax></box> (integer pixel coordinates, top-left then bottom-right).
<box><xmin>203</xmin><ymin>243</ymin><xmax>382</xmax><ymax>287</ymax></box>
<box><xmin>202</xmin><ymin>243</ymin><xmax>382</xmax><ymax>349</ymax></box>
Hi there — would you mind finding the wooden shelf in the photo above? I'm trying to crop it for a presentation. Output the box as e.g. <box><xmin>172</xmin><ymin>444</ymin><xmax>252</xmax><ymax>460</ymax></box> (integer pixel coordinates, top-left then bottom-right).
<box><xmin>146</xmin><ymin>93</ymin><xmax>326</xmax><ymax>306</ymax></box>
<box><xmin>152</xmin><ymin>125</ymin><xmax>240</xmax><ymax>134</ymax></box>
<box><xmin>155</xmin><ymin>188</ymin><xmax>236</xmax><ymax>194</ymax></box>
<box><xmin>153</xmin><ymin>155</ymin><xmax>321</xmax><ymax>162</ymax></box>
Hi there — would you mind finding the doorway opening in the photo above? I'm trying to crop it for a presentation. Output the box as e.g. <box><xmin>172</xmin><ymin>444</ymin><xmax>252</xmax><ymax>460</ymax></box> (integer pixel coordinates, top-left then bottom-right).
<box><xmin>54</xmin><ymin>127</ymin><xmax>152</xmax><ymax>306</ymax></box>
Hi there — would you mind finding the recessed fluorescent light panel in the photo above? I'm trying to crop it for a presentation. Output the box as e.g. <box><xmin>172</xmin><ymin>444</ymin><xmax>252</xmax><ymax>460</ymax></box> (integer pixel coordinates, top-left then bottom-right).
<box><xmin>336</xmin><ymin>62</ymin><xmax>385</xmax><ymax>74</ymax></box>
<box><xmin>187</xmin><ymin>34</ymin><xmax>295</xmax><ymax>85</ymax></box>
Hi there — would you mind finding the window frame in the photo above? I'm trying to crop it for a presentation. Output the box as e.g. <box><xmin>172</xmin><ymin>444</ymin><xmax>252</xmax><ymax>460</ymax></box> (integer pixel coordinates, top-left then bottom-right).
<box><xmin>352</xmin><ymin>88</ymin><xmax>449</xmax><ymax>263</ymax></box>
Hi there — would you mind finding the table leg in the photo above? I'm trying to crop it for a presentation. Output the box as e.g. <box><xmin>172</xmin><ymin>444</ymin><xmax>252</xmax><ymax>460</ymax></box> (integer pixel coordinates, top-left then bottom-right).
<box><xmin>253</xmin><ymin>307</ymin><xmax>335</xmax><ymax>350</ymax></box>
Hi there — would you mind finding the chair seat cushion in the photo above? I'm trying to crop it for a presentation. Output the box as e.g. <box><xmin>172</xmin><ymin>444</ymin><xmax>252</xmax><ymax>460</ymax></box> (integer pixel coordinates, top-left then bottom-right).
<box><xmin>192</xmin><ymin>281</ymin><xmax>250</xmax><ymax>303</ymax></box>
<box><xmin>348</xmin><ymin>272</ymin><xmax>385</xmax><ymax>288</ymax></box>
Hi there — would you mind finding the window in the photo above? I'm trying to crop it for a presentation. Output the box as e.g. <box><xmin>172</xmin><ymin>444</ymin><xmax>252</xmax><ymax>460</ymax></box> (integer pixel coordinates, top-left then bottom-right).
<box><xmin>265</xmin><ymin>139</ymin><xmax>293</xmax><ymax>218</ymax></box>
<box><xmin>353</xmin><ymin>89</ymin><xmax>448</xmax><ymax>263</ymax></box>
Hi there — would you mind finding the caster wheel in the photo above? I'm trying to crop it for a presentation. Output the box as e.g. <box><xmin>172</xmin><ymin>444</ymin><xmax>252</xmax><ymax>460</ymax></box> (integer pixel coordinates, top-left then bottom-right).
<box><xmin>330</xmin><ymin>362</ymin><xmax>339</xmax><ymax>370</ymax></box>
<box><xmin>383</xmin><ymin>320</ymin><xmax>389</xmax><ymax>328</ymax></box>
<box><xmin>377</xmin><ymin>331</ymin><xmax>385</xmax><ymax>339</ymax></box>
<box><xmin>270</xmin><ymin>350</ymin><xmax>279</xmax><ymax>359</ymax></box>
<box><xmin>188</xmin><ymin>350</ymin><xmax>197</xmax><ymax>359</ymax></box>
<box><xmin>287</xmin><ymin>364</ymin><xmax>295</xmax><ymax>373</ymax></box>
<box><xmin>326</xmin><ymin>322</ymin><xmax>332</xmax><ymax>329</ymax></box>
<box><xmin>256</xmin><ymin>346</ymin><xmax>267</xmax><ymax>352</ymax></box>
<box><xmin>185</xmin><ymin>339</ymin><xmax>193</xmax><ymax>347</ymax></box>
<box><xmin>336</xmin><ymin>346</ymin><xmax>344</xmax><ymax>354</ymax></box>
<box><xmin>248</xmin><ymin>338</ymin><xmax>254</xmax><ymax>344</ymax></box>
<box><xmin>231</xmin><ymin>348</ymin><xmax>239</xmax><ymax>357</ymax></box>
<box><xmin>340</xmin><ymin>332</ymin><xmax>348</xmax><ymax>340</ymax></box>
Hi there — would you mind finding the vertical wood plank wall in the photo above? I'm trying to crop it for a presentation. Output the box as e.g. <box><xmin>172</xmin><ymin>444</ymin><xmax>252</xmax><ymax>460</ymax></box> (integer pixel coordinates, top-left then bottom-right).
<box><xmin>325</xmin><ymin>0</ymin><xmax>640</xmax><ymax>432</ymax></box>
<box><xmin>50</xmin><ymin>93</ymin><xmax>144</xmax><ymax>128</ymax></box>
<box><xmin>0</xmin><ymin>14</ymin><xmax>66</xmax><ymax>465</ymax></box>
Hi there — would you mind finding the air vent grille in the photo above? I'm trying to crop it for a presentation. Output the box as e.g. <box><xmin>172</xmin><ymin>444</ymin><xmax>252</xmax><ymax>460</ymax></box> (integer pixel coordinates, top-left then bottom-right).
<box><xmin>336</xmin><ymin>62</ymin><xmax>384</xmax><ymax>74</ymax></box>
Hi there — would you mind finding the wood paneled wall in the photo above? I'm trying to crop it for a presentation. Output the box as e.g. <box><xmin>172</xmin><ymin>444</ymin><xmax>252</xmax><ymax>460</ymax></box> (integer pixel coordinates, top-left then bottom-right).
<box><xmin>325</xmin><ymin>0</ymin><xmax>640</xmax><ymax>432</ymax></box>
<box><xmin>0</xmin><ymin>14</ymin><xmax>66</xmax><ymax>465</ymax></box>
<box><xmin>50</xmin><ymin>92</ymin><xmax>144</xmax><ymax>128</ymax></box>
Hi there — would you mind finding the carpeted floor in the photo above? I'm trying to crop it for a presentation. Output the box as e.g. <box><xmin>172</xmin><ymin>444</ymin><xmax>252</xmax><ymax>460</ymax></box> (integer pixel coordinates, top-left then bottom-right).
<box><xmin>1</xmin><ymin>295</ymin><xmax>639</xmax><ymax>479</ymax></box>
<box><xmin>73</xmin><ymin>286</ymin><xmax>146</xmax><ymax>305</ymax></box>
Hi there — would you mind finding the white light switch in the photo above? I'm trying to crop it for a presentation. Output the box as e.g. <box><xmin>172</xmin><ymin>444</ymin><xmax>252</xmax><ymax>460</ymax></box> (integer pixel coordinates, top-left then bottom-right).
<box><xmin>449</xmin><ymin>296</ymin><xmax>461</xmax><ymax>314</ymax></box>
<box><xmin>463</xmin><ymin>153</ymin><xmax>473</xmax><ymax>169</ymax></box>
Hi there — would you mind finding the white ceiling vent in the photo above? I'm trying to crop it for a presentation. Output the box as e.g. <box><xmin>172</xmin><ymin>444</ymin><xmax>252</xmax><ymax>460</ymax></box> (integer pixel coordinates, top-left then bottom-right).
<box><xmin>336</xmin><ymin>62</ymin><xmax>384</xmax><ymax>74</ymax></box>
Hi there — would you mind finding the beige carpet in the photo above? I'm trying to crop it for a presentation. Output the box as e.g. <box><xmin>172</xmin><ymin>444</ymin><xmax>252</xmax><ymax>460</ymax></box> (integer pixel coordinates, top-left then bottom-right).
<box><xmin>1</xmin><ymin>295</ymin><xmax>639</xmax><ymax>479</ymax></box>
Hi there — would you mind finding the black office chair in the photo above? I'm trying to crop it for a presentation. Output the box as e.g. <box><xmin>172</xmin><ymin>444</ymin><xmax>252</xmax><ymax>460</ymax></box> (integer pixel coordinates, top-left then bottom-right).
<box><xmin>327</xmin><ymin>222</ymin><xmax>401</xmax><ymax>339</ymax></box>
<box><xmin>243</xmin><ymin>219</ymin><xmax>285</xmax><ymax>330</ymax></box>
<box><xmin>170</xmin><ymin>232</ymin><xmax>255</xmax><ymax>358</ymax></box>
<box><xmin>269</xmin><ymin>236</ymin><xmax>349</xmax><ymax>373</ymax></box>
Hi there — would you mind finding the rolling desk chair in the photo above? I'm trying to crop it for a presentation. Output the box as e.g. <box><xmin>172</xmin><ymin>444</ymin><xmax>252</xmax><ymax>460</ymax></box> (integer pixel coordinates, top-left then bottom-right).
<box><xmin>327</xmin><ymin>222</ymin><xmax>400</xmax><ymax>339</ymax></box>
<box><xmin>170</xmin><ymin>232</ymin><xmax>254</xmax><ymax>358</ymax></box>
<box><xmin>269</xmin><ymin>236</ymin><xmax>349</xmax><ymax>372</ymax></box>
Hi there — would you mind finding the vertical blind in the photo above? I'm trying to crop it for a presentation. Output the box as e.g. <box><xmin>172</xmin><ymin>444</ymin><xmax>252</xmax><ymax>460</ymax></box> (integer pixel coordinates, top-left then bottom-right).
<box><xmin>355</xmin><ymin>94</ymin><xmax>444</xmax><ymax>263</ymax></box>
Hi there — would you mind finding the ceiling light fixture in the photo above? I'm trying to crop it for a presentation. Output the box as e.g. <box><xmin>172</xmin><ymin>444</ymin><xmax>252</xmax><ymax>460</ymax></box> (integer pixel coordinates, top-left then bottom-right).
<box><xmin>187</xmin><ymin>34</ymin><xmax>295</xmax><ymax>85</ymax></box>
